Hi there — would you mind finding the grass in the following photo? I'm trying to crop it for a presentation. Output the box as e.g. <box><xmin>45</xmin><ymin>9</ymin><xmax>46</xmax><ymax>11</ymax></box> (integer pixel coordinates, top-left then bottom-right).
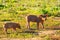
<box><xmin>0</xmin><ymin>17</ymin><xmax>60</xmax><ymax>38</ymax></box>
<box><xmin>0</xmin><ymin>0</ymin><xmax>60</xmax><ymax>39</ymax></box>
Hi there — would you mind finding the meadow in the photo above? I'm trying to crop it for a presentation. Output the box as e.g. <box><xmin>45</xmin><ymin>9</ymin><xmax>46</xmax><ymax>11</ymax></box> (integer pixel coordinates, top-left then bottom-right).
<box><xmin>0</xmin><ymin>0</ymin><xmax>60</xmax><ymax>40</ymax></box>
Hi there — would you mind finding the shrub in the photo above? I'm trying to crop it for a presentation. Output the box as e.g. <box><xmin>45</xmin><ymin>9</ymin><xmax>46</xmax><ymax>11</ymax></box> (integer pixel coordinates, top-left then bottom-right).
<box><xmin>0</xmin><ymin>4</ymin><xmax>6</xmax><ymax>10</ymax></box>
<box><xmin>54</xmin><ymin>12</ymin><xmax>60</xmax><ymax>17</ymax></box>
<box><xmin>1</xmin><ymin>19</ymin><xmax>11</xmax><ymax>22</ymax></box>
<box><xmin>20</xmin><ymin>7</ymin><xmax>27</xmax><ymax>11</ymax></box>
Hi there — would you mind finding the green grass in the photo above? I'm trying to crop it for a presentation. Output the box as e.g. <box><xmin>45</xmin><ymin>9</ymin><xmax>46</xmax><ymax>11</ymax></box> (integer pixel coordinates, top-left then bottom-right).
<box><xmin>0</xmin><ymin>17</ymin><xmax>60</xmax><ymax>38</ymax></box>
<box><xmin>0</xmin><ymin>0</ymin><xmax>60</xmax><ymax>39</ymax></box>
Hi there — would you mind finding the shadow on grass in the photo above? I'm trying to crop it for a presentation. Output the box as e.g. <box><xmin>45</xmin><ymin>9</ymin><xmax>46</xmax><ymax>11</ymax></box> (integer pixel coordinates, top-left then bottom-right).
<box><xmin>45</xmin><ymin>27</ymin><xmax>60</xmax><ymax>30</ymax></box>
<box><xmin>5</xmin><ymin>28</ymin><xmax>39</xmax><ymax>36</ymax></box>
<box><xmin>17</xmin><ymin>29</ymin><xmax>39</xmax><ymax>36</ymax></box>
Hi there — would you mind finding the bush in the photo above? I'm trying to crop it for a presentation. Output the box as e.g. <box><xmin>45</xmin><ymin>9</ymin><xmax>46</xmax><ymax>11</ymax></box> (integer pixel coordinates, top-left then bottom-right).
<box><xmin>42</xmin><ymin>9</ymin><xmax>48</xmax><ymax>14</ymax></box>
<box><xmin>1</xmin><ymin>19</ymin><xmax>11</xmax><ymax>22</ymax></box>
<box><xmin>0</xmin><ymin>4</ymin><xmax>6</xmax><ymax>10</ymax></box>
<box><xmin>20</xmin><ymin>7</ymin><xmax>27</xmax><ymax>11</ymax></box>
<box><xmin>54</xmin><ymin>12</ymin><xmax>60</xmax><ymax>17</ymax></box>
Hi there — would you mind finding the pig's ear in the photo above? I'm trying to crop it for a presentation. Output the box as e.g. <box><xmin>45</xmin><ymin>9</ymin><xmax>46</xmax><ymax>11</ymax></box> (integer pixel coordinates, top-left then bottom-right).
<box><xmin>45</xmin><ymin>14</ymin><xmax>48</xmax><ymax>17</ymax></box>
<box><xmin>40</xmin><ymin>15</ymin><xmax>43</xmax><ymax>17</ymax></box>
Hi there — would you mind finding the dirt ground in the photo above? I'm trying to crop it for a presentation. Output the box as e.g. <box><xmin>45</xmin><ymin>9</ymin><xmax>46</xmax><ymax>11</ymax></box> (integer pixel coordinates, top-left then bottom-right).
<box><xmin>0</xmin><ymin>17</ymin><xmax>60</xmax><ymax>40</ymax></box>
<box><xmin>0</xmin><ymin>30</ymin><xmax>60</xmax><ymax>40</ymax></box>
